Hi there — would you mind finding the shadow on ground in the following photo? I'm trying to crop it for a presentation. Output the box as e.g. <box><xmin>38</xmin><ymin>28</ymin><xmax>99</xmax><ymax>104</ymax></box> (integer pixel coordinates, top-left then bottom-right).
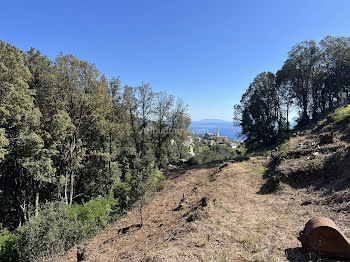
<box><xmin>285</xmin><ymin>247</ymin><xmax>349</xmax><ymax>262</ymax></box>
<box><xmin>164</xmin><ymin>158</ymin><xmax>243</xmax><ymax>180</ymax></box>
<box><xmin>258</xmin><ymin>143</ymin><xmax>350</xmax><ymax>199</ymax></box>
<box><xmin>285</xmin><ymin>247</ymin><xmax>308</xmax><ymax>262</ymax></box>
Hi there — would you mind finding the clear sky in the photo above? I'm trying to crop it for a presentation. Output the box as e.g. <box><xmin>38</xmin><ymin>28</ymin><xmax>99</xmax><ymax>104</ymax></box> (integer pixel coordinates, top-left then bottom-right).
<box><xmin>1</xmin><ymin>0</ymin><xmax>350</xmax><ymax>121</ymax></box>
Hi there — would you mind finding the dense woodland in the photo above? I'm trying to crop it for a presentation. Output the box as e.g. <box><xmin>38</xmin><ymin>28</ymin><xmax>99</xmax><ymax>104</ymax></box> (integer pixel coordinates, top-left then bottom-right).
<box><xmin>0</xmin><ymin>40</ymin><xmax>191</xmax><ymax>261</ymax></box>
<box><xmin>234</xmin><ymin>36</ymin><xmax>350</xmax><ymax>145</ymax></box>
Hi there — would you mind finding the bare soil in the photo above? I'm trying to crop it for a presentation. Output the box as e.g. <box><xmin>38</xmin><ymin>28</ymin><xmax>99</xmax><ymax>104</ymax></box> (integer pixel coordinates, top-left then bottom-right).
<box><xmin>56</xmin><ymin>157</ymin><xmax>350</xmax><ymax>262</ymax></box>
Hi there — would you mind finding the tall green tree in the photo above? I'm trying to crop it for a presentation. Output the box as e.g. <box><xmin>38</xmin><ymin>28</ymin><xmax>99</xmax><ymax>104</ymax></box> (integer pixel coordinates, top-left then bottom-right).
<box><xmin>0</xmin><ymin>41</ymin><xmax>53</xmax><ymax>227</ymax></box>
<box><xmin>0</xmin><ymin>39</ymin><xmax>190</xmax><ymax>230</ymax></box>
<box><xmin>319</xmin><ymin>36</ymin><xmax>350</xmax><ymax>110</ymax></box>
<box><xmin>279</xmin><ymin>41</ymin><xmax>320</xmax><ymax>122</ymax></box>
<box><xmin>234</xmin><ymin>72</ymin><xmax>280</xmax><ymax>145</ymax></box>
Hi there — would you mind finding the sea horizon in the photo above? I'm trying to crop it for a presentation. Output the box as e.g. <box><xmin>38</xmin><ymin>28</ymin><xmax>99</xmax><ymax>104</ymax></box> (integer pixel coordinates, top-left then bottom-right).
<box><xmin>189</xmin><ymin>119</ymin><xmax>241</xmax><ymax>140</ymax></box>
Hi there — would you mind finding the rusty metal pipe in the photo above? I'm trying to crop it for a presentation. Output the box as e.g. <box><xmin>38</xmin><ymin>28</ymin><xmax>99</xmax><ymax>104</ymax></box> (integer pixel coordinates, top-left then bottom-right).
<box><xmin>298</xmin><ymin>217</ymin><xmax>350</xmax><ymax>260</ymax></box>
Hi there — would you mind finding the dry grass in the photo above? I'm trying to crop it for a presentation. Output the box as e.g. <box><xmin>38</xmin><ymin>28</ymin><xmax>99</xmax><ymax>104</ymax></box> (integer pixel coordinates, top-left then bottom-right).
<box><xmin>55</xmin><ymin>157</ymin><xmax>350</xmax><ymax>262</ymax></box>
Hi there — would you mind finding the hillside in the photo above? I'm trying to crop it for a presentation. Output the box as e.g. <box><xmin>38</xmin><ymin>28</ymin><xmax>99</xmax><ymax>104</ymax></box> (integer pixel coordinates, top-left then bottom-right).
<box><xmin>262</xmin><ymin>105</ymin><xmax>350</xmax><ymax>204</ymax></box>
<box><xmin>56</xmin><ymin>106</ymin><xmax>350</xmax><ymax>262</ymax></box>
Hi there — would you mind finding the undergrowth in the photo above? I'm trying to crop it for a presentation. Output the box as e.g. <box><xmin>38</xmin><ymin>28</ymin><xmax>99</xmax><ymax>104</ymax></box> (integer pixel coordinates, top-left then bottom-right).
<box><xmin>332</xmin><ymin>104</ymin><xmax>350</xmax><ymax>123</ymax></box>
<box><xmin>0</xmin><ymin>169</ymin><xmax>165</xmax><ymax>262</ymax></box>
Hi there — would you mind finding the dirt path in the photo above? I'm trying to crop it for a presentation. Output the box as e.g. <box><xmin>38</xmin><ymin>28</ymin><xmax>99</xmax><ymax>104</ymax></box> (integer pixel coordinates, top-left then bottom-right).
<box><xmin>57</xmin><ymin>158</ymin><xmax>350</xmax><ymax>262</ymax></box>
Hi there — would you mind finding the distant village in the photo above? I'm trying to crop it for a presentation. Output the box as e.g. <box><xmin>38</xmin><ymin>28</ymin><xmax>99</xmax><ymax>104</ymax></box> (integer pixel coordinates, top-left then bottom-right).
<box><xmin>184</xmin><ymin>128</ymin><xmax>243</xmax><ymax>157</ymax></box>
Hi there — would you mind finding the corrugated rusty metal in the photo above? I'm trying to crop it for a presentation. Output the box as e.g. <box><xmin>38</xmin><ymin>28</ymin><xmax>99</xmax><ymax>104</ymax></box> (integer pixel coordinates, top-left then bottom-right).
<box><xmin>298</xmin><ymin>217</ymin><xmax>350</xmax><ymax>260</ymax></box>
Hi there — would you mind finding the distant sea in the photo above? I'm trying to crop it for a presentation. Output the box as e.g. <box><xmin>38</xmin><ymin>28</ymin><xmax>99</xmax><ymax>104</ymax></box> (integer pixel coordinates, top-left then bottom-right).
<box><xmin>189</xmin><ymin>119</ymin><xmax>241</xmax><ymax>140</ymax></box>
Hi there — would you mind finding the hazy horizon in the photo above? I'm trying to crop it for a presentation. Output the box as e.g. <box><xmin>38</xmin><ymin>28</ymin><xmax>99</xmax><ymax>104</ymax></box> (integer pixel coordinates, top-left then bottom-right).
<box><xmin>190</xmin><ymin>119</ymin><xmax>241</xmax><ymax>139</ymax></box>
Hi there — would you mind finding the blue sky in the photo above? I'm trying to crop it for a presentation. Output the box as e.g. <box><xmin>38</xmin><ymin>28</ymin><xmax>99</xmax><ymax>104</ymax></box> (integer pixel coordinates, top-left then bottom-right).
<box><xmin>1</xmin><ymin>0</ymin><xmax>350</xmax><ymax>121</ymax></box>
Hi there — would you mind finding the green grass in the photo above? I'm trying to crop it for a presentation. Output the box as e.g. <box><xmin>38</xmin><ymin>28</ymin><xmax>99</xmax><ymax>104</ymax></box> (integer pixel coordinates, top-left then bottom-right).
<box><xmin>332</xmin><ymin>104</ymin><xmax>350</xmax><ymax>123</ymax></box>
<box><xmin>262</xmin><ymin>150</ymin><xmax>272</xmax><ymax>157</ymax></box>
<box><xmin>279</xmin><ymin>137</ymin><xmax>292</xmax><ymax>156</ymax></box>
<box><xmin>255</xmin><ymin>166</ymin><xmax>267</xmax><ymax>173</ymax></box>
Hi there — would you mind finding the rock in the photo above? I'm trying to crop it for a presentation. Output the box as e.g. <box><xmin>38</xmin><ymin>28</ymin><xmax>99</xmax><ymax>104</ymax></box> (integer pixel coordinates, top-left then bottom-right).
<box><xmin>301</xmin><ymin>201</ymin><xmax>312</xmax><ymax>206</ymax></box>
<box><xmin>77</xmin><ymin>245</ymin><xmax>87</xmax><ymax>261</ymax></box>
<box><xmin>139</xmin><ymin>256</ymin><xmax>163</xmax><ymax>262</ymax></box>
<box><xmin>319</xmin><ymin>133</ymin><xmax>334</xmax><ymax>144</ymax></box>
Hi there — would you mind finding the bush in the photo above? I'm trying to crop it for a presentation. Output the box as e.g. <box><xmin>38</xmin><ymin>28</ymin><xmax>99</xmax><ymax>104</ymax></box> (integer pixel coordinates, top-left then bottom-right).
<box><xmin>19</xmin><ymin>202</ymin><xmax>84</xmax><ymax>261</ymax></box>
<box><xmin>70</xmin><ymin>193</ymin><xmax>118</xmax><ymax>237</ymax></box>
<box><xmin>188</xmin><ymin>145</ymin><xmax>239</xmax><ymax>166</ymax></box>
<box><xmin>0</xmin><ymin>167</ymin><xmax>164</xmax><ymax>262</ymax></box>
<box><xmin>149</xmin><ymin>169</ymin><xmax>165</xmax><ymax>191</ymax></box>
<box><xmin>0</xmin><ymin>194</ymin><xmax>119</xmax><ymax>262</ymax></box>
<box><xmin>187</xmin><ymin>156</ymin><xmax>202</xmax><ymax>166</ymax></box>
<box><xmin>333</xmin><ymin>104</ymin><xmax>350</xmax><ymax>123</ymax></box>
<box><xmin>0</xmin><ymin>229</ymin><xmax>20</xmax><ymax>262</ymax></box>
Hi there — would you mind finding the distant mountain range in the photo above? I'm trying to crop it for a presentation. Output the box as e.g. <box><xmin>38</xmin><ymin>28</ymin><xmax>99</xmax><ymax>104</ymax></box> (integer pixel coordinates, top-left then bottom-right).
<box><xmin>189</xmin><ymin>119</ymin><xmax>241</xmax><ymax>139</ymax></box>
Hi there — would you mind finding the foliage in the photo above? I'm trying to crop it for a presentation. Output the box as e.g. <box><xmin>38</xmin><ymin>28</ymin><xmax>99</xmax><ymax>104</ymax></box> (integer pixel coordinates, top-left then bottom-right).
<box><xmin>332</xmin><ymin>104</ymin><xmax>350</xmax><ymax>123</ymax></box>
<box><xmin>70</xmin><ymin>193</ymin><xmax>118</xmax><ymax>234</ymax></box>
<box><xmin>0</xmin><ymin>39</ymin><xmax>189</xmax><ymax>260</ymax></box>
<box><xmin>234</xmin><ymin>36</ymin><xmax>350</xmax><ymax>146</ymax></box>
<box><xmin>188</xmin><ymin>145</ymin><xmax>238</xmax><ymax>165</ymax></box>
<box><xmin>0</xmin><ymin>194</ymin><xmax>119</xmax><ymax>262</ymax></box>
<box><xmin>19</xmin><ymin>202</ymin><xmax>82</xmax><ymax>261</ymax></box>
<box><xmin>0</xmin><ymin>229</ymin><xmax>20</xmax><ymax>262</ymax></box>
<box><xmin>236</xmin><ymin>72</ymin><xmax>280</xmax><ymax>145</ymax></box>
<box><xmin>149</xmin><ymin>169</ymin><xmax>165</xmax><ymax>191</ymax></box>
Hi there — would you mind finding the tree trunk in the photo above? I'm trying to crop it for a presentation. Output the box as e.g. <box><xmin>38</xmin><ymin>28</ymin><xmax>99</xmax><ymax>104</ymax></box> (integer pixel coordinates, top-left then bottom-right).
<box><xmin>21</xmin><ymin>201</ymin><xmax>28</xmax><ymax>222</ymax></box>
<box><xmin>64</xmin><ymin>173</ymin><xmax>69</xmax><ymax>204</ymax></box>
<box><xmin>109</xmin><ymin>132</ymin><xmax>112</xmax><ymax>175</ymax></box>
<box><xmin>329</xmin><ymin>93</ymin><xmax>333</xmax><ymax>110</ymax></box>
<box><xmin>68</xmin><ymin>135</ymin><xmax>76</xmax><ymax>205</ymax></box>
<box><xmin>35</xmin><ymin>191</ymin><xmax>39</xmax><ymax>217</ymax></box>
<box><xmin>286</xmin><ymin>103</ymin><xmax>290</xmax><ymax>131</ymax></box>
<box><xmin>69</xmin><ymin>172</ymin><xmax>74</xmax><ymax>206</ymax></box>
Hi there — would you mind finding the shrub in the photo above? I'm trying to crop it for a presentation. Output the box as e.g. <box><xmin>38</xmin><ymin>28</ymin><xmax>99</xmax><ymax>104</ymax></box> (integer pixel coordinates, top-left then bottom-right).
<box><xmin>0</xmin><ymin>229</ymin><xmax>20</xmax><ymax>262</ymax></box>
<box><xmin>333</xmin><ymin>104</ymin><xmax>350</xmax><ymax>123</ymax></box>
<box><xmin>0</xmin><ymin>169</ymin><xmax>163</xmax><ymax>261</ymax></box>
<box><xmin>19</xmin><ymin>202</ymin><xmax>83</xmax><ymax>261</ymax></box>
<box><xmin>188</xmin><ymin>145</ymin><xmax>241</xmax><ymax>166</ymax></box>
<box><xmin>187</xmin><ymin>156</ymin><xmax>202</xmax><ymax>166</ymax></box>
<box><xmin>115</xmin><ymin>181</ymin><xmax>132</xmax><ymax>210</ymax></box>
<box><xmin>70</xmin><ymin>193</ymin><xmax>118</xmax><ymax>236</ymax></box>
<box><xmin>13</xmin><ymin>194</ymin><xmax>118</xmax><ymax>261</ymax></box>
<box><xmin>149</xmin><ymin>169</ymin><xmax>165</xmax><ymax>191</ymax></box>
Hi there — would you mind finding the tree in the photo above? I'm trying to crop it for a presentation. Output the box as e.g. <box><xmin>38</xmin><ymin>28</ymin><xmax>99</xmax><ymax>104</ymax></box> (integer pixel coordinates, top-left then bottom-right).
<box><xmin>0</xmin><ymin>40</ymin><xmax>190</xmax><ymax>231</ymax></box>
<box><xmin>0</xmin><ymin>41</ymin><xmax>50</xmax><ymax>227</ymax></box>
<box><xmin>234</xmin><ymin>36</ymin><xmax>350</xmax><ymax>147</ymax></box>
<box><xmin>319</xmin><ymin>36</ymin><xmax>350</xmax><ymax>110</ymax></box>
<box><xmin>0</xmin><ymin>129</ymin><xmax>8</xmax><ymax>160</ymax></box>
<box><xmin>276</xmin><ymin>69</ymin><xmax>294</xmax><ymax>131</ymax></box>
<box><xmin>279</xmin><ymin>41</ymin><xmax>320</xmax><ymax>123</ymax></box>
<box><xmin>152</xmin><ymin>93</ymin><xmax>190</xmax><ymax>167</ymax></box>
<box><xmin>234</xmin><ymin>72</ymin><xmax>280</xmax><ymax>145</ymax></box>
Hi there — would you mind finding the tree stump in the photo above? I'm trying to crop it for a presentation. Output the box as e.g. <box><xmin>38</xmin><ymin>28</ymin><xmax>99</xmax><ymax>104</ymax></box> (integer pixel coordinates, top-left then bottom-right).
<box><xmin>319</xmin><ymin>133</ymin><xmax>334</xmax><ymax>144</ymax></box>
<box><xmin>77</xmin><ymin>245</ymin><xmax>87</xmax><ymax>261</ymax></box>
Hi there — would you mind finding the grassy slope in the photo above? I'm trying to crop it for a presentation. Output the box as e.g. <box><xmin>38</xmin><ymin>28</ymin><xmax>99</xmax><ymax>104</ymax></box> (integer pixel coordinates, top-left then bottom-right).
<box><xmin>56</xmin><ymin>106</ymin><xmax>350</xmax><ymax>262</ymax></box>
